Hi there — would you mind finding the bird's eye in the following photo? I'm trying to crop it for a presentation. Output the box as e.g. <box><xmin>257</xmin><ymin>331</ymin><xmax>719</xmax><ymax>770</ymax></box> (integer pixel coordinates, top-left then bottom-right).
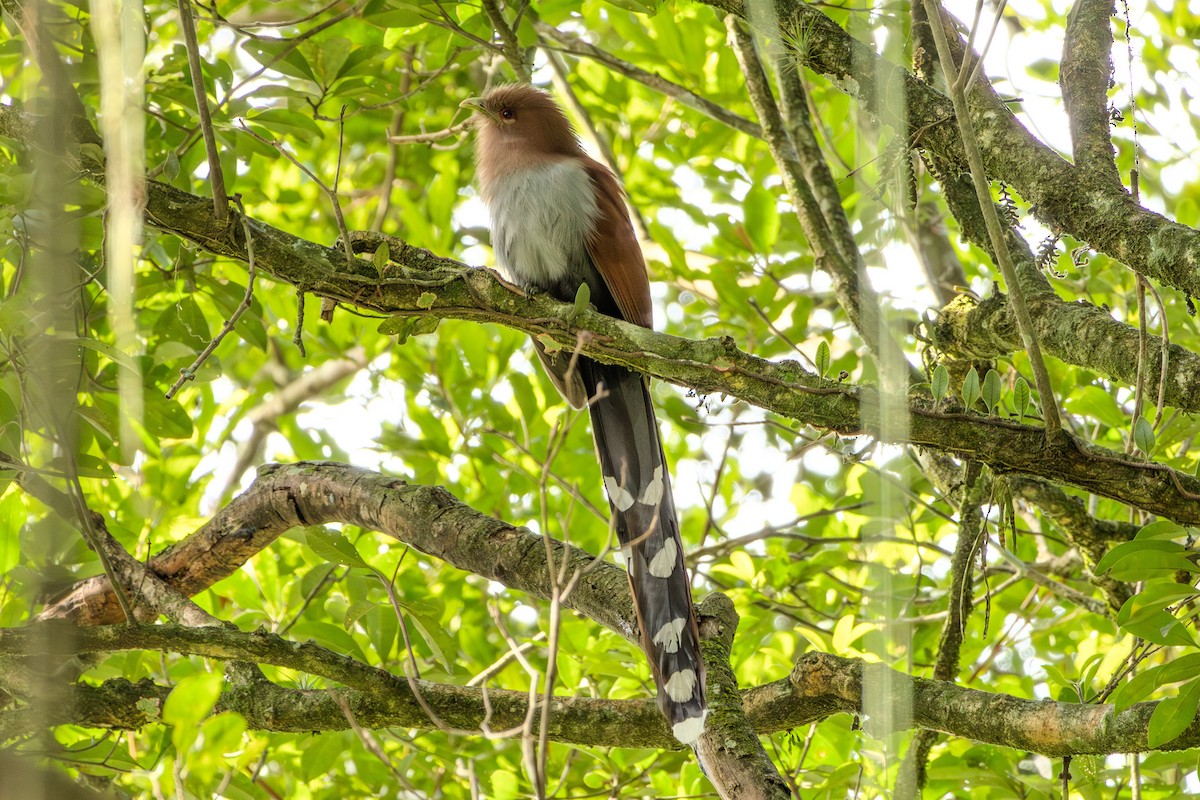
<box><xmin>500</xmin><ymin>108</ymin><xmax>515</xmax><ymax>120</ymax></box>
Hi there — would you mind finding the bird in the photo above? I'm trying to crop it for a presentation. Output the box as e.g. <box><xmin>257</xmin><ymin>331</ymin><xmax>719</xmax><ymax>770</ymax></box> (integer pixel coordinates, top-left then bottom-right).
<box><xmin>462</xmin><ymin>84</ymin><xmax>708</xmax><ymax>744</ymax></box>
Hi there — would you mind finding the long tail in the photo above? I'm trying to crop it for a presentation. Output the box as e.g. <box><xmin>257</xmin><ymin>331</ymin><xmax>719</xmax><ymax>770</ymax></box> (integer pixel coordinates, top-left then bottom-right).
<box><xmin>580</xmin><ymin>358</ymin><xmax>708</xmax><ymax>744</ymax></box>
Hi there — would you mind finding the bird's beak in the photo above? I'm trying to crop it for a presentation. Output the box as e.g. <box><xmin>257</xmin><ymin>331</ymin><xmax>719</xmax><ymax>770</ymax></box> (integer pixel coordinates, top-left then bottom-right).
<box><xmin>460</xmin><ymin>97</ymin><xmax>494</xmax><ymax>122</ymax></box>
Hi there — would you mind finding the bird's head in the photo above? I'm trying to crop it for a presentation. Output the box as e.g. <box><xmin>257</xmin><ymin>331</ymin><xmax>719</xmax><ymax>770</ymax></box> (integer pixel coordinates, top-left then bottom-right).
<box><xmin>461</xmin><ymin>84</ymin><xmax>582</xmax><ymax>159</ymax></box>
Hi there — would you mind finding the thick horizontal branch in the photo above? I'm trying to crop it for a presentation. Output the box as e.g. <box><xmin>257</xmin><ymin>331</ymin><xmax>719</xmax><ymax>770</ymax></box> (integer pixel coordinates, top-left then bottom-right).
<box><xmin>0</xmin><ymin>622</ymin><xmax>673</xmax><ymax>748</ymax></box>
<box><xmin>700</xmin><ymin>0</ymin><xmax>1200</xmax><ymax>299</ymax></box>
<box><xmin>4</xmin><ymin>625</ymin><xmax>1196</xmax><ymax>756</ymax></box>
<box><xmin>748</xmin><ymin>652</ymin><xmax>1200</xmax><ymax>756</ymax></box>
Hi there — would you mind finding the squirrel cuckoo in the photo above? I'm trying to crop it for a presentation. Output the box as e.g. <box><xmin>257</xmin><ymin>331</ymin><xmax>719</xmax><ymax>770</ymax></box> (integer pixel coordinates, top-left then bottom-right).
<box><xmin>462</xmin><ymin>85</ymin><xmax>707</xmax><ymax>744</ymax></box>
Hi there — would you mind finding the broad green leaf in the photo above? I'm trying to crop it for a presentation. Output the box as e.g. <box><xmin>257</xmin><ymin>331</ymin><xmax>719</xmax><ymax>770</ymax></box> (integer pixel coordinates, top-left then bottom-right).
<box><xmin>1111</xmin><ymin>654</ymin><xmax>1200</xmax><ymax>712</ymax></box>
<box><xmin>1148</xmin><ymin>675</ymin><xmax>1200</xmax><ymax>748</ymax></box>
<box><xmin>743</xmin><ymin>185</ymin><xmax>779</xmax><ymax>252</ymax></box>
<box><xmin>1063</xmin><ymin>385</ymin><xmax>1127</xmax><ymax>430</ymax></box>
<box><xmin>244</xmin><ymin>108</ymin><xmax>324</xmax><ymax>142</ymax></box>
<box><xmin>373</xmin><ymin>241</ymin><xmax>390</xmax><ymax>272</ymax></box>
<box><xmin>164</xmin><ymin>671</ymin><xmax>223</xmax><ymax>736</ymax></box>
<box><xmin>1118</xmin><ymin>608</ymin><xmax>1197</xmax><ymax>647</ymax></box>
<box><xmin>1133</xmin><ymin>415</ymin><xmax>1156</xmax><ymax>455</ymax></box>
<box><xmin>1137</xmin><ymin>520</ymin><xmax>1188</xmax><ymax>539</ymax></box>
<box><xmin>1094</xmin><ymin>539</ymin><xmax>1196</xmax><ymax>578</ymax></box>
<box><xmin>1013</xmin><ymin>376</ymin><xmax>1030</xmax><ymax>421</ymax></box>
<box><xmin>816</xmin><ymin>340</ymin><xmax>830</xmax><ymax>378</ymax></box>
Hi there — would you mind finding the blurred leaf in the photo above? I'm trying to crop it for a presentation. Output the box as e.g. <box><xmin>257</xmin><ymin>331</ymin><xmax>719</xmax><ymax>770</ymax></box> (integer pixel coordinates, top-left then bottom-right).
<box><xmin>305</xmin><ymin>527</ymin><xmax>369</xmax><ymax>569</ymax></box>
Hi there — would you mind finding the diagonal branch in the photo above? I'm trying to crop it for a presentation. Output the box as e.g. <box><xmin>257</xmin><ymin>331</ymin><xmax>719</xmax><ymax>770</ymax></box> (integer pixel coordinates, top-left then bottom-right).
<box><xmin>2</xmin><ymin>105</ymin><xmax>1199</xmax><ymax>523</ymax></box>
<box><xmin>703</xmin><ymin>0</ymin><xmax>1200</xmax><ymax>300</ymax></box>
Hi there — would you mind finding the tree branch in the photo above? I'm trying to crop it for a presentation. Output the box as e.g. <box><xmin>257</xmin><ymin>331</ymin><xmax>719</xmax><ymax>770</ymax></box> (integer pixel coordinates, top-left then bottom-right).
<box><xmin>704</xmin><ymin>0</ymin><xmax>1200</xmax><ymax>300</ymax></box>
<box><xmin>6</xmin><ymin>627</ymin><xmax>1200</xmax><ymax>756</ymax></box>
<box><xmin>1061</xmin><ymin>0</ymin><xmax>1121</xmax><ymax>186</ymax></box>
<box><xmin>3</xmin><ymin>105</ymin><xmax>1199</xmax><ymax>522</ymax></box>
<box><xmin>694</xmin><ymin>594</ymin><xmax>792</xmax><ymax>799</ymax></box>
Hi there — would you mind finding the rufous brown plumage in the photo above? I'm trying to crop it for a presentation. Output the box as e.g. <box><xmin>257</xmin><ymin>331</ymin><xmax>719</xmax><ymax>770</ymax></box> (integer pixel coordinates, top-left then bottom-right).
<box><xmin>464</xmin><ymin>84</ymin><xmax>708</xmax><ymax>744</ymax></box>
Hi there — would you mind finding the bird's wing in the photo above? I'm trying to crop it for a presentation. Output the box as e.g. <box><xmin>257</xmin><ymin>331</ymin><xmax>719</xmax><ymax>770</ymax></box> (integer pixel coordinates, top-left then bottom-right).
<box><xmin>581</xmin><ymin>158</ymin><xmax>654</xmax><ymax>329</ymax></box>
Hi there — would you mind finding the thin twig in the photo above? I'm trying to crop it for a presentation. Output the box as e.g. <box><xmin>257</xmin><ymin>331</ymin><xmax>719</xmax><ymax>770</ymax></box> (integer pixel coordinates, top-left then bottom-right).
<box><xmin>176</xmin><ymin>0</ymin><xmax>228</xmax><ymax>221</ymax></box>
<box><xmin>387</xmin><ymin>120</ymin><xmax>471</xmax><ymax>145</ymax></box>
<box><xmin>963</xmin><ymin>0</ymin><xmax>1009</xmax><ymax>93</ymax></box>
<box><xmin>481</xmin><ymin>0</ymin><xmax>530</xmax><ymax>81</ymax></box>
<box><xmin>536</xmin><ymin>22</ymin><xmax>775</xmax><ymax>149</ymax></box>
<box><xmin>165</xmin><ymin>212</ymin><xmax>257</xmax><ymax>398</ymax></box>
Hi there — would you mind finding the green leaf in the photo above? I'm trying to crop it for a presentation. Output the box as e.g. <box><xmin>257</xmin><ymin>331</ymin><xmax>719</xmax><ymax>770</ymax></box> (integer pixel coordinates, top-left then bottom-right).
<box><xmin>372</xmin><ymin>241</ymin><xmax>391</xmax><ymax>273</ymax></box>
<box><xmin>1136</xmin><ymin>520</ymin><xmax>1188</xmax><ymax>540</ymax></box>
<box><xmin>816</xmin><ymin>340</ymin><xmax>830</xmax><ymax>378</ymax></box>
<box><xmin>416</xmin><ymin>291</ymin><xmax>437</xmax><ymax>309</ymax></box>
<box><xmin>241</xmin><ymin>39</ymin><xmax>316</xmax><ymax>81</ymax></box>
<box><xmin>1119</xmin><ymin>607</ymin><xmax>1197</xmax><ymax>647</ymax></box>
<box><xmin>1013</xmin><ymin>376</ymin><xmax>1031</xmax><ymax>421</ymax></box>
<box><xmin>1095</xmin><ymin>539</ymin><xmax>1198</xmax><ymax>580</ymax></box>
<box><xmin>572</xmin><ymin>281</ymin><xmax>591</xmax><ymax>319</ymax></box>
<box><xmin>1040</xmin><ymin>663</ymin><xmax>1074</xmax><ymax>691</ymax></box>
<box><xmin>244</xmin><ymin>109</ymin><xmax>324</xmax><ymax>142</ymax></box>
<box><xmin>1133</xmin><ymin>416</ymin><xmax>1156</xmax><ymax>455</ymax></box>
<box><xmin>305</xmin><ymin>527</ymin><xmax>369</xmax><ymax>569</ymax></box>
<box><xmin>981</xmin><ymin>368</ymin><xmax>1001</xmax><ymax>413</ymax></box>
<box><xmin>1063</xmin><ymin>385</ymin><xmax>1126</xmax><ymax>430</ymax></box>
<box><xmin>1148</xmin><ymin>675</ymin><xmax>1200</xmax><ymax>748</ymax></box>
<box><xmin>961</xmin><ymin>367</ymin><xmax>980</xmax><ymax>410</ymax></box>
<box><xmin>490</xmin><ymin>770</ymin><xmax>520</xmax><ymax>800</ymax></box>
<box><xmin>378</xmin><ymin>315</ymin><xmax>439</xmax><ymax>343</ymax></box>
<box><xmin>1112</xmin><ymin>654</ymin><xmax>1200</xmax><ymax>712</ymax></box>
<box><xmin>161</xmin><ymin>151</ymin><xmax>181</xmax><ymax>182</ymax></box>
<box><xmin>931</xmin><ymin>364</ymin><xmax>949</xmax><ymax>402</ymax></box>
<box><xmin>164</xmin><ymin>672</ymin><xmax>223</xmax><ymax>751</ymax></box>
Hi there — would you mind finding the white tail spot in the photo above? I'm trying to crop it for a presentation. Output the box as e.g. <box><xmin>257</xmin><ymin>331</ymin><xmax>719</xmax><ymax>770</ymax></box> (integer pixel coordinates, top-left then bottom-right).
<box><xmin>603</xmin><ymin>476</ymin><xmax>635</xmax><ymax>511</ymax></box>
<box><xmin>648</xmin><ymin>538</ymin><xmax>677</xmax><ymax>578</ymax></box>
<box><xmin>664</xmin><ymin>668</ymin><xmax>697</xmax><ymax>702</ymax></box>
<box><xmin>672</xmin><ymin>710</ymin><xmax>708</xmax><ymax>744</ymax></box>
<box><xmin>638</xmin><ymin>465</ymin><xmax>664</xmax><ymax>506</ymax></box>
<box><xmin>653</xmin><ymin>617</ymin><xmax>688</xmax><ymax>653</ymax></box>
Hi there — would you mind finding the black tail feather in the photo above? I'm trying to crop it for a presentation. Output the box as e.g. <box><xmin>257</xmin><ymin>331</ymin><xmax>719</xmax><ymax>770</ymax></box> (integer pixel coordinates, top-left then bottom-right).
<box><xmin>580</xmin><ymin>358</ymin><xmax>707</xmax><ymax>743</ymax></box>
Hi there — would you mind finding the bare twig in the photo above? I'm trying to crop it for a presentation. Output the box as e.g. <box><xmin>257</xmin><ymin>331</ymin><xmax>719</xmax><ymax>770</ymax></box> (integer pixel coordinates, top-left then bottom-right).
<box><xmin>536</xmin><ymin>22</ymin><xmax>777</xmax><ymax>151</ymax></box>
<box><xmin>176</xmin><ymin>0</ymin><xmax>229</xmax><ymax>221</ymax></box>
<box><xmin>166</xmin><ymin>212</ymin><xmax>257</xmax><ymax>398</ymax></box>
